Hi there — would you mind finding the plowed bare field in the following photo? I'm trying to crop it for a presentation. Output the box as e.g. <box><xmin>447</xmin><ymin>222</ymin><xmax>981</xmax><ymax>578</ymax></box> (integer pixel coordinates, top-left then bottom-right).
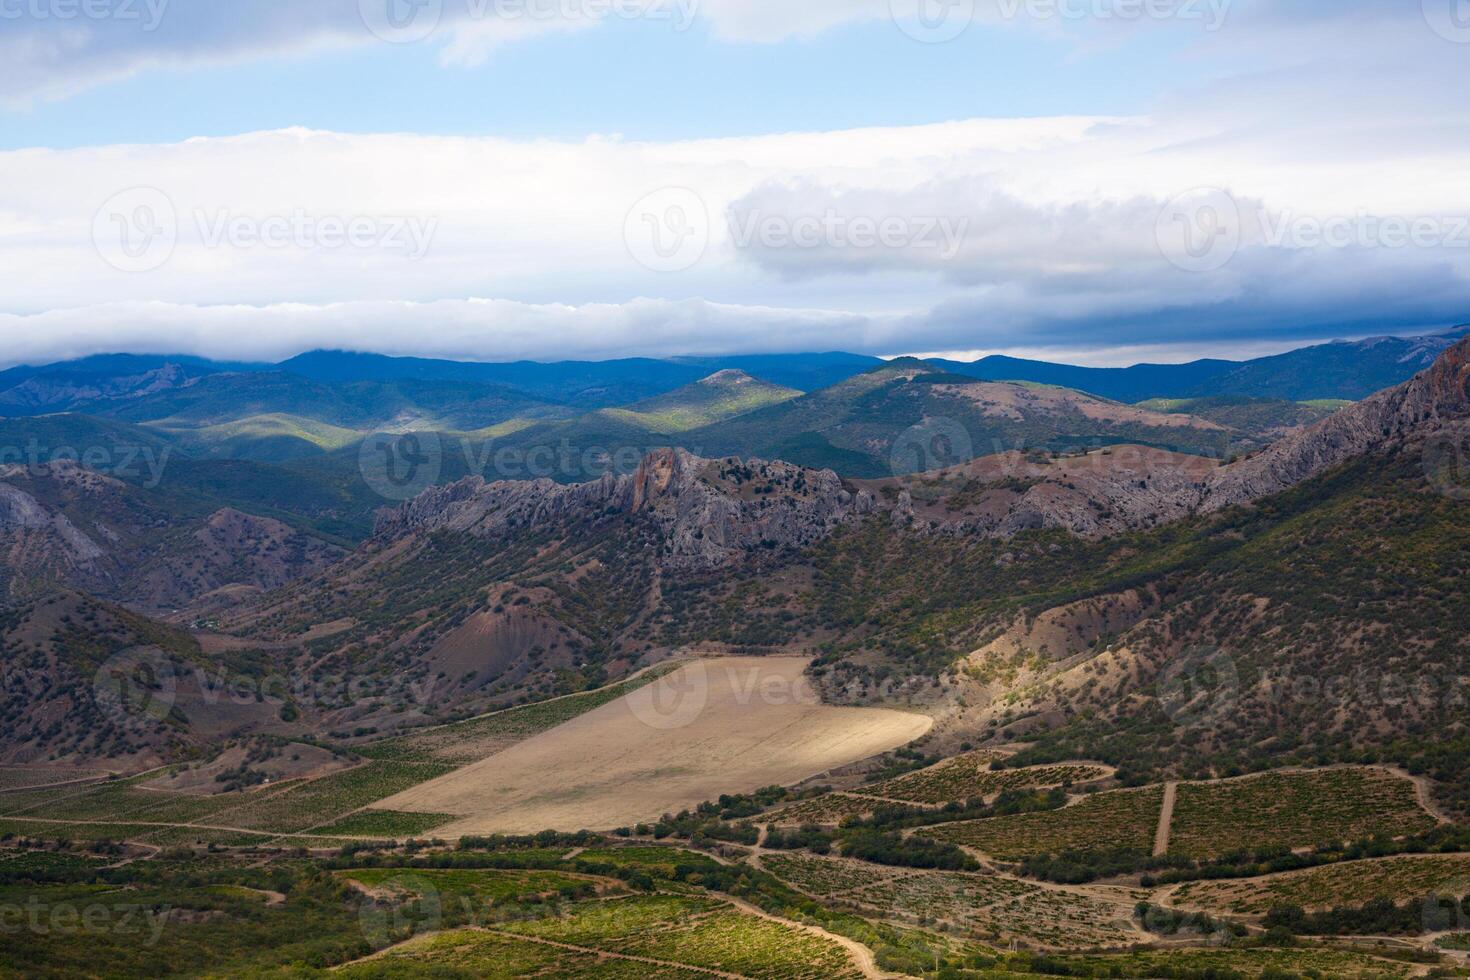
<box><xmin>376</xmin><ymin>657</ymin><xmax>932</xmax><ymax>834</ymax></box>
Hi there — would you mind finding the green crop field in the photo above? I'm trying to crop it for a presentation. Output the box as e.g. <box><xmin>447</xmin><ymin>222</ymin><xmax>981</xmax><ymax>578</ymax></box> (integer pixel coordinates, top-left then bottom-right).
<box><xmin>337</xmin><ymin>929</ymin><xmax>714</xmax><ymax>978</ymax></box>
<box><xmin>0</xmin><ymin>757</ymin><xmax>467</xmax><ymax>845</ymax></box>
<box><xmin>869</xmin><ymin>760</ymin><xmax>1108</xmax><ymax>805</ymax></box>
<box><xmin>342</xmin><ymin>866</ymin><xmax>615</xmax><ymax>907</ymax></box>
<box><xmin>0</xmin><ymin>850</ymin><xmax>111</xmax><ymax>877</ymax></box>
<box><xmin>764</xmin><ymin>853</ymin><xmax>1136</xmax><ymax>952</ymax></box>
<box><xmin>1167</xmin><ymin>769</ymin><xmax>1439</xmax><ymax>859</ymax></box>
<box><xmin>1</xmin><ymin>761</ymin><xmax>456</xmax><ymax>840</ymax></box>
<box><xmin>765</xmin><ymin>793</ymin><xmax>876</xmax><ymax>826</ymax></box>
<box><xmin>1022</xmin><ymin>946</ymin><xmax>1415</xmax><ymax>978</ymax></box>
<box><xmin>203</xmin><ymin>761</ymin><xmax>454</xmax><ymax>834</ymax></box>
<box><xmin>571</xmin><ymin>846</ymin><xmax>722</xmax><ymax>873</ymax></box>
<box><xmin>500</xmin><ymin>894</ymin><xmax>865</xmax><ymax>979</ymax></box>
<box><xmin>976</xmin><ymin>885</ymin><xmax>1138</xmax><ymax>951</ymax></box>
<box><xmin>312</xmin><ymin>811</ymin><xmax>456</xmax><ymax>838</ymax></box>
<box><xmin>1172</xmin><ymin>853</ymin><xmax>1470</xmax><ymax>914</ymax></box>
<box><xmin>0</xmin><ymin>769</ymin><xmax>106</xmax><ymax>791</ymax></box>
<box><xmin>0</xmin><ymin>818</ymin><xmax>277</xmax><ymax>845</ymax></box>
<box><xmin>763</xmin><ymin>852</ymin><xmax>914</xmax><ymax>897</ymax></box>
<box><xmin>921</xmin><ymin>786</ymin><xmax>1163</xmax><ymax>859</ymax></box>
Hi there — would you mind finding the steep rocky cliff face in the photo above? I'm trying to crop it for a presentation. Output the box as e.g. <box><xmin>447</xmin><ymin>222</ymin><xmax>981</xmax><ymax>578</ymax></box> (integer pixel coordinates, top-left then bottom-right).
<box><xmin>1201</xmin><ymin>335</ymin><xmax>1470</xmax><ymax>510</ymax></box>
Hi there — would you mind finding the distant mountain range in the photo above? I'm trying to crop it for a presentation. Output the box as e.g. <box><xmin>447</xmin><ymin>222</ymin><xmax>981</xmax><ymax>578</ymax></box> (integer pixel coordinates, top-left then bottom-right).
<box><xmin>2</xmin><ymin>325</ymin><xmax>1465</xmax><ymax>416</ymax></box>
<box><xmin>0</xmin><ymin>326</ymin><xmax>1458</xmax><ymax>547</ymax></box>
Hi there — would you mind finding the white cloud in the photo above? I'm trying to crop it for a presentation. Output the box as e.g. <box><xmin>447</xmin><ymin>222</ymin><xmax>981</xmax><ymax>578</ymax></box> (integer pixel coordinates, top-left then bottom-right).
<box><xmin>5</xmin><ymin>8</ymin><xmax>1470</xmax><ymax>366</ymax></box>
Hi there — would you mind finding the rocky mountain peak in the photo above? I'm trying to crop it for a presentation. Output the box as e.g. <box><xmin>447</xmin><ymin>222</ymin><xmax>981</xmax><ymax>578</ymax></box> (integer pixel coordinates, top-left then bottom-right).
<box><xmin>1202</xmin><ymin>335</ymin><xmax>1470</xmax><ymax>510</ymax></box>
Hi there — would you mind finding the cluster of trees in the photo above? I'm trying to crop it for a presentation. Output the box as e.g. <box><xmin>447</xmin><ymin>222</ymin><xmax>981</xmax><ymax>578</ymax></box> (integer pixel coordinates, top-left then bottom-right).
<box><xmin>1135</xmin><ymin>902</ymin><xmax>1243</xmax><ymax>940</ymax></box>
<box><xmin>764</xmin><ymin>825</ymin><xmax>834</xmax><ymax>854</ymax></box>
<box><xmin>1264</xmin><ymin>894</ymin><xmax>1469</xmax><ymax>937</ymax></box>
<box><xmin>1022</xmin><ymin>846</ymin><xmax>1174</xmax><ymax>885</ymax></box>
<box><xmin>839</xmin><ymin>830</ymin><xmax>978</xmax><ymax>871</ymax></box>
<box><xmin>457</xmin><ymin>830</ymin><xmax>600</xmax><ymax>852</ymax></box>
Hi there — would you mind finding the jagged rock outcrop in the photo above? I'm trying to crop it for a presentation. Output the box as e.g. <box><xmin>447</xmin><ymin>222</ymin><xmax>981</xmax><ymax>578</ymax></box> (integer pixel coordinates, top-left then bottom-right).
<box><xmin>378</xmin><ymin>338</ymin><xmax>1470</xmax><ymax>565</ymax></box>
<box><xmin>377</xmin><ymin>448</ymin><xmax>879</xmax><ymax>571</ymax></box>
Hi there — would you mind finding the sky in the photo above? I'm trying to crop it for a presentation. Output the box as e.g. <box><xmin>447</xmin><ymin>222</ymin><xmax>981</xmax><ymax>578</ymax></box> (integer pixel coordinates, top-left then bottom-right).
<box><xmin>1</xmin><ymin>0</ymin><xmax>1469</xmax><ymax>368</ymax></box>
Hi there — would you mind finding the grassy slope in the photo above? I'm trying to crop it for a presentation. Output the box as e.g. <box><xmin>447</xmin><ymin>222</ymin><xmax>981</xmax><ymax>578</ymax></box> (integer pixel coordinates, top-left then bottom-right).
<box><xmin>1134</xmin><ymin>395</ymin><xmax>1342</xmax><ymax>437</ymax></box>
<box><xmin>599</xmin><ymin>371</ymin><xmax>802</xmax><ymax>434</ymax></box>
<box><xmin>689</xmin><ymin>364</ymin><xmax>1237</xmax><ymax>477</ymax></box>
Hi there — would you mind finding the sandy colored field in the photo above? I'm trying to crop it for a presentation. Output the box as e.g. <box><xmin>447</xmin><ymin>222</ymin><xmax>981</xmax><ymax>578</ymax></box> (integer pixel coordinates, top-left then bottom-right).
<box><xmin>375</xmin><ymin>657</ymin><xmax>932</xmax><ymax>835</ymax></box>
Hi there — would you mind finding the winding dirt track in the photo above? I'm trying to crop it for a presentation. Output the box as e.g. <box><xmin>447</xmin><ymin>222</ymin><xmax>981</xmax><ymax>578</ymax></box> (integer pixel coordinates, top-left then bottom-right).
<box><xmin>1154</xmin><ymin>781</ymin><xmax>1178</xmax><ymax>856</ymax></box>
<box><xmin>718</xmin><ymin>894</ymin><xmax>890</xmax><ymax>979</ymax></box>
